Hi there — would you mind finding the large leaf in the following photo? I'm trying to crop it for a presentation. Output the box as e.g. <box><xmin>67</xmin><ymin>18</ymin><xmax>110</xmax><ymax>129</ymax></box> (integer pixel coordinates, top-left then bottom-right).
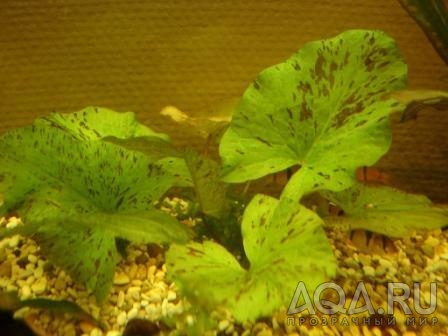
<box><xmin>323</xmin><ymin>183</ymin><xmax>448</xmax><ymax>237</ymax></box>
<box><xmin>166</xmin><ymin>194</ymin><xmax>336</xmax><ymax>322</ymax></box>
<box><xmin>219</xmin><ymin>30</ymin><xmax>407</xmax><ymax>200</ymax></box>
<box><xmin>0</xmin><ymin>107</ymin><xmax>192</xmax><ymax>300</ymax></box>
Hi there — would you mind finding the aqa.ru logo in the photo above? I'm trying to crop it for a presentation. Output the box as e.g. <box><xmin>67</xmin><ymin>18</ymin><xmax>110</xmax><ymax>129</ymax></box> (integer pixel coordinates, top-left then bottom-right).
<box><xmin>287</xmin><ymin>281</ymin><xmax>437</xmax><ymax>324</ymax></box>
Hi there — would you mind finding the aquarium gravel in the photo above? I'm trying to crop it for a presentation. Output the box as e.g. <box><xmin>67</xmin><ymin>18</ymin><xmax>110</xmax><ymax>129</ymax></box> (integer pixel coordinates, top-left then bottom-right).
<box><xmin>0</xmin><ymin>209</ymin><xmax>447</xmax><ymax>336</ymax></box>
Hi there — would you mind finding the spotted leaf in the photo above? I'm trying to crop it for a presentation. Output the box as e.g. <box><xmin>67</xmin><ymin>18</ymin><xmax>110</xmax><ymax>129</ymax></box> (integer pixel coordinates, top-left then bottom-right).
<box><xmin>0</xmin><ymin>107</ymin><xmax>192</xmax><ymax>300</ymax></box>
<box><xmin>166</xmin><ymin>194</ymin><xmax>336</xmax><ymax>322</ymax></box>
<box><xmin>220</xmin><ymin>30</ymin><xmax>407</xmax><ymax>200</ymax></box>
<box><xmin>323</xmin><ymin>183</ymin><xmax>448</xmax><ymax>237</ymax></box>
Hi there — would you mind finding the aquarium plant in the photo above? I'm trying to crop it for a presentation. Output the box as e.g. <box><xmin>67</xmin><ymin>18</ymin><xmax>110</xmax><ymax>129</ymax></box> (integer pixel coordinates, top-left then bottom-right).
<box><xmin>0</xmin><ymin>29</ymin><xmax>447</xmax><ymax>332</ymax></box>
<box><xmin>398</xmin><ymin>0</ymin><xmax>448</xmax><ymax>65</ymax></box>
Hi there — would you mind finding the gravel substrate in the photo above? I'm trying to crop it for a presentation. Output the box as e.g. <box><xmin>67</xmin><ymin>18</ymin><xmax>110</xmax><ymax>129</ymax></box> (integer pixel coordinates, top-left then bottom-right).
<box><xmin>0</xmin><ymin>209</ymin><xmax>447</xmax><ymax>335</ymax></box>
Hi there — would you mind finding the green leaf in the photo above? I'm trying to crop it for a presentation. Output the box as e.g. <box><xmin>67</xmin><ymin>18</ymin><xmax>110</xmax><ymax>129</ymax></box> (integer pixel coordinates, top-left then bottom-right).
<box><xmin>101</xmin><ymin>136</ymin><xmax>192</xmax><ymax>188</ymax></box>
<box><xmin>167</xmin><ymin>194</ymin><xmax>336</xmax><ymax>322</ymax></box>
<box><xmin>0</xmin><ymin>290</ymin><xmax>104</xmax><ymax>328</ymax></box>
<box><xmin>36</xmin><ymin>220</ymin><xmax>119</xmax><ymax>302</ymax></box>
<box><xmin>184</xmin><ymin>150</ymin><xmax>229</xmax><ymax>219</ymax></box>
<box><xmin>219</xmin><ymin>30</ymin><xmax>407</xmax><ymax>199</ymax></box>
<box><xmin>398</xmin><ymin>0</ymin><xmax>448</xmax><ymax>65</ymax></box>
<box><xmin>103</xmin><ymin>136</ymin><xmax>182</xmax><ymax>160</ymax></box>
<box><xmin>323</xmin><ymin>183</ymin><xmax>448</xmax><ymax>237</ymax></box>
<box><xmin>0</xmin><ymin>107</ymin><xmax>192</xmax><ymax>300</ymax></box>
<box><xmin>387</xmin><ymin>89</ymin><xmax>448</xmax><ymax>122</ymax></box>
<box><xmin>48</xmin><ymin>106</ymin><xmax>169</xmax><ymax>141</ymax></box>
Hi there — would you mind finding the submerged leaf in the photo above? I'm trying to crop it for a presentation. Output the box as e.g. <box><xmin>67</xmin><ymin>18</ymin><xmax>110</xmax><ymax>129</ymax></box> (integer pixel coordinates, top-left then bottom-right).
<box><xmin>0</xmin><ymin>291</ymin><xmax>103</xmax><ymax>328</ymax></box>
<box><xmin>0</xmin><ymin>107</ymin><xmax>192</xmax><ymax>300</ymax></box>
<box><xmin>167</xmin><ymin>194</ymin><xmax>336</xmax><ymax>322</ymax></box>
<box><xmin>184</xmin><ymin>150</ymin><xmax>229</xmax><ymax>219</ymax></box>
<box><xmin>387</xmin><ymin>89</ymin><xmax>448</xmax><ymax>122</ymax></box>
<box><xmin>398</xmin><ymin>0</ymin><xmax>448</xmax><ymax>65</ymax></box>
<box><xmin>36</xmin><ymin>220</ymin><xmax>119</xmax><ymax>302</ymax></box>
<box><xmin>323</xmin><ymin>183</ymin><xmax>448</xmax><ymax>237</ymax></box>
<box><xmin>160</xmin><ymin>103</ymin><xmax>234</xmax><ymax>139</ymax></box>
<box><xmin>220</xmin><ymin>30</ymin><xmax>407</xmax><ymax>200</ymax></box>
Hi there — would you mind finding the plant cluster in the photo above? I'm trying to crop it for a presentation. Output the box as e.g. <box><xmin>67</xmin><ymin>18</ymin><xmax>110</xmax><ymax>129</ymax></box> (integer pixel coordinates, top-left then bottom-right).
<box><xmin>0</xmin><ymin>30</ymin><xmax>447</xmax><ymax>331</ymax></box>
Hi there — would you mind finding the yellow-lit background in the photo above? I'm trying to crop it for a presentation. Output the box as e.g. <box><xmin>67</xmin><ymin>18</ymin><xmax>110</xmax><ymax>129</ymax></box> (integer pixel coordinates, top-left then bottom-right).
<box><xmin>0</xmin><ymin>0</ymin><xmax>447</xmax><ymax>201</ymax></box>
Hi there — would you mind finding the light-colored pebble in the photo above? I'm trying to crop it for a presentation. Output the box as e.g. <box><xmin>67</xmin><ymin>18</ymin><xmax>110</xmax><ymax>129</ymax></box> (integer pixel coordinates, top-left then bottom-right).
<box><xmin>114</xmin><ymin>273</ymin><xmax>130</xmax><ymax>285</ymax></box>
<box><xmin>167</xmin><ymin>289</ymin><xmax>177</xmax><ymax>301</ymax></box>
<box><xmin>21</xmin><ymin>285</ymin><xmax>32</xmax><ymax>299</ymax></box>
<box><xmin>90</xmin><ymin>328</ymin><xmax>102</xmax><ymax>336</ymax></box>
<box><xmin>8</xmin><ymin>235</ymin><xmax>20</xmax><ymax>248</ymax></box>
<box><xmin>362</xmin><ymin>265</ymin><xmax>375</xmax><ymax>277</ymax></box>
<box><xmin>106</xmin><ymin>331</ymin><xmax>121</xmax><ymax>336</ymax></box>
<box><xmin>31</xmin><ymin>277</ymin><xmax>47</xmax><ymax>294</ymax></box>
<box><xmin>117</xmin><ymin>290</ymin><xmax>125</xmax><ymax>308</ymax></box>
<box><xmin>116</xmin><ymin>311</ymin><xmax>127</xmax><ymax>326</ymax></box>
<box><xmin>127</xmin><ymin>307</ymin><xmax>138</xmax><ymax>320</ymax></box>
<box><xmin>218</xmin><ymin>319</ymin><xmax>230</xmax><ymax>331</ymax></box>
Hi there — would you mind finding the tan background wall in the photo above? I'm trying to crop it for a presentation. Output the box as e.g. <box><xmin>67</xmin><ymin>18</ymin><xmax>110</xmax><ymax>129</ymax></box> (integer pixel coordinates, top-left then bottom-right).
<box><xmin>0</xmin><ymin>0</ymin><xmax>447</xmax><ymax>202</ymax></box>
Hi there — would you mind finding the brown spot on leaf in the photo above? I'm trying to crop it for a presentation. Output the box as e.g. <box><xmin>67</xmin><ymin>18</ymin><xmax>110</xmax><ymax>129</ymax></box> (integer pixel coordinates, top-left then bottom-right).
<box><xmin>256</xmin><ymin>137</ymin><xmax>272</xmax><ymax>147</ymax></box>
<box><xmin>300</xmin><ymin>102</ymin><xmax>312</xmax><ymax>121</ymax></box>
<box><xmin>314</xmin><ymin>53</ymin><xmax>326</xmax><ymax>81</ymax></box>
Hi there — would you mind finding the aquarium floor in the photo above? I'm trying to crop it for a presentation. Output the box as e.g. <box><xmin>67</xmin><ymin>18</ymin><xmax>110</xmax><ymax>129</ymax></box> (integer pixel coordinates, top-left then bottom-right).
<box><xmin>0</xmin><ymin>215</ymin><xmax>447</xmax><ymax>336</ymax></box>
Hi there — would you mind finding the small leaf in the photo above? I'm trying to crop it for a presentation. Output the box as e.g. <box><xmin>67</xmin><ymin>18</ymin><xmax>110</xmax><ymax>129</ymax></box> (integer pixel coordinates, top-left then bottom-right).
<box><xmin>386</xmin><ymin>89</ymin><xmax>448</xmax><ymax>122</ymax></box>
<box><xmin>219</xmin><ymin>30</ymin><xmax>407</xmax><ymax>200</ymax></box>
<box><xmin>167</xmin><ymin>194</ymin><xmax>336</xmax><ymax>322</ymax></box>
<box><xmin>323</xmin><ymin>183</ymin><xmax>448</xmax><ymax>237</ymax></box>
<box><xmin>160</xmin><ymin>103</ymin><xmax>234</xmax><ymax>139</ymax></box>
<box><xmin>184</xmin><ymin>150</ymin><xmax>229</xmax><ymax>219</ymax></box>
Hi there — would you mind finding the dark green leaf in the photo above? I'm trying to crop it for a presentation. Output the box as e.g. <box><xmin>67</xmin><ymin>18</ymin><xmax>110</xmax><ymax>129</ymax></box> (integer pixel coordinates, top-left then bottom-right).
<box><xmin>184</xmin><ymin>150</ymin><xmax>229</xmax><ymax>219</ymax></box>
<box><xmin>0</xmin><ymin>291</ymin><xmax>103</xmax><ymax>328</ymax></box>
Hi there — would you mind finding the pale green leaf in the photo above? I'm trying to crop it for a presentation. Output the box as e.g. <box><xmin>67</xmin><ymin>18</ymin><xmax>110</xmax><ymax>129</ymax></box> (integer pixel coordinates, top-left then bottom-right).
<box><xmin>167</xmin><ymin>194</ymin><xmax>336</xmax><ymax>322</ymax></box>
<box><xmin>323</xmin><ymin>183</ymin><xmax>448</xmax><ymax>237</ymax></box>
<box><xmin>220</xmin><ymin>30</ymin><xmax>407</xmax><ymax>199</ymax></box>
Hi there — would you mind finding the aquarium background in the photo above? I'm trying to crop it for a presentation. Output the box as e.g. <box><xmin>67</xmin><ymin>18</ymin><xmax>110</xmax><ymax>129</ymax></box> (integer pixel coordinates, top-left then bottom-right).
<box><xmin>0</xmin><ymin>0</ymin><xmax>447</xmax><ymax>202</ymax></box>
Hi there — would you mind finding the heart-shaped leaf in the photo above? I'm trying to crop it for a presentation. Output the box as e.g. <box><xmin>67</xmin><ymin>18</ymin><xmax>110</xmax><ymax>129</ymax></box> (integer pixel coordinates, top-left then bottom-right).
<box><xmin>0</xmin><ymin>107</ymin><xmax>192</xmax><ymax>300</ymax></box>
<box><xmin>220</xmin><ymin>30</ymin><xmax>407</xmax><ymax>200</ymax></box>
<box><xmin>166</xmin><ymin>194</ymin><xmax>336</xmax><ymax>322</ymax></box>
<box><xmin>323</xmin><ymin>183</ymin><xmax>448</xmax><ymax>237</ymax></box>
